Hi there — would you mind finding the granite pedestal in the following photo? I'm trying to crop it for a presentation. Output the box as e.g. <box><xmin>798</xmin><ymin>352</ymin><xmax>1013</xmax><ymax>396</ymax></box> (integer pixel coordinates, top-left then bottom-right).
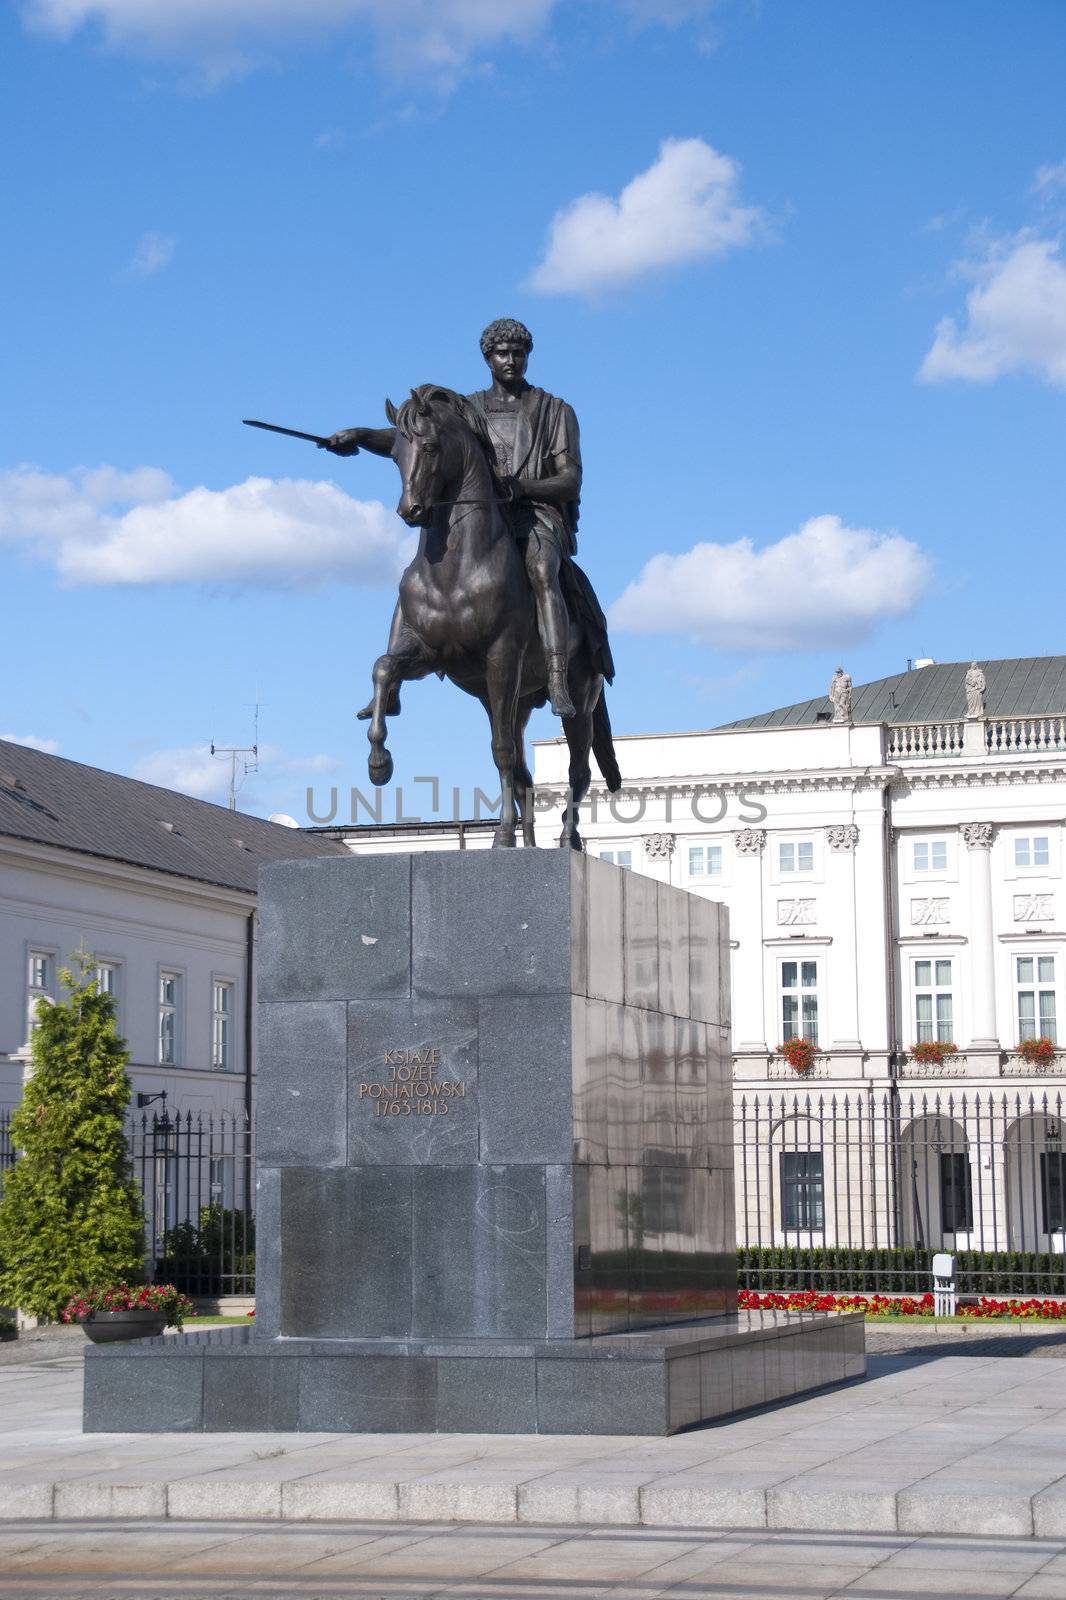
<box><xmin>84</xmin><ymin>851</ymin><xmax>862</xmax><ymax>1434</ymax></box>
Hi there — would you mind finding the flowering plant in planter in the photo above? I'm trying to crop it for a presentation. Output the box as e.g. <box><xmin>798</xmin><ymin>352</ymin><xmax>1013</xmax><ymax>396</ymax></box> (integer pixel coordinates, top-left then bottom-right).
<box><xmin>776</xmin><ymin>1038</ymin><xmax>820</xmax><ymax>1074</ymax></box>
<box><xmin>909</xmin><ymin>1039</ymin><xmax>958</xmax><ymax>1066</ymax></box>
<box><xmin>1019</xmin><ymin>1036</ymin><xmax>1057</xmax><ymax>1065</ymax></box>
<box><xmin>61</xmin><ymin>1283</ymin><xmax>194</xmax><ymax>1329</ymax></box>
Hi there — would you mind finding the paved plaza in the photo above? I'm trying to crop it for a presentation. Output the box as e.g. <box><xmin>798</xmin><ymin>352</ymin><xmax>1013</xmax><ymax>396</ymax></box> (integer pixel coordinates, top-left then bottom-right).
<box><xmin>6</xmin><ymin>1327</ymin><xmax>1066</xmax><ymax>1555</ymax></box>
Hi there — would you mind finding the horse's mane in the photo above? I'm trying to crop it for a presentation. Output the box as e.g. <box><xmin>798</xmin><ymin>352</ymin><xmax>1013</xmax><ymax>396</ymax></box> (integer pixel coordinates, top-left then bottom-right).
<box><xmin>395</xmin><ymin>385</ymin><xmax>499</xmax><ymax>480</ymax></box>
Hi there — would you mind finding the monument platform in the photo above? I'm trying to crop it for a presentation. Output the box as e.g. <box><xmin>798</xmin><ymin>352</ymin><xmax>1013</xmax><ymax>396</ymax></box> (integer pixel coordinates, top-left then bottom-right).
<box><xmin>84</xmin><ymin>1311</ymin><xmax>864</xmax><ymax>1435</ymax></box>
<box><xmin>84</xmin><ymin>850</ymin><xmax>862</xmax><ymax>1435</ymax></box>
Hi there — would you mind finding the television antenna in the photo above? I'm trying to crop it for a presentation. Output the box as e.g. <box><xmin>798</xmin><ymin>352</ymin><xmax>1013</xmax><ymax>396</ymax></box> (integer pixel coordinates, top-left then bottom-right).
<box><xmin>211</xmin><ymin>706</ymin><xmax>259</xmax><ymax>812</ymax></box>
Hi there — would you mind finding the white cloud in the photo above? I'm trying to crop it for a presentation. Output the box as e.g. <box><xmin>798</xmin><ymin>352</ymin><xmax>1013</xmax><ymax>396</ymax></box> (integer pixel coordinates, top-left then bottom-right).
<box><xmin>609</xmin><ymin>515</ymin><xmax>931</xmax><ymax>653</ymax></box>
<box><xmin>134</xmin><ymin>742</ymin><xmax>341</xmax><ymax>804</ymax></box>
<box><xmin>21</xmin><ymin>1</ymin><xmax>722</xmax><ymax>84</ymax></box>
<box><xmin>529</xmin><ymin>137</ymin><xmax>763</xmax><ymax>295</ymax></box>
<box><xmin>127</xmin><ymin>231</ymin><xmax>175</xmax><ymax>278</ymax></box>
<box><xmin>135</xmin><ymin>744</ymin><xmax>230</xmax><ymax>801</ymax></box>
<box><xmin>0</xmin><ymin>464</ymin><xmax>414</xmax><ymax>588</ymax></box>
<box><xmin>22</xmin><ymin>0</ymin><xmax>558</xmax><ymax>82</ymax></box>
<box><xmin>1032</xmin><ymin>159</ymin><xmax>1066</xmax><ymax>196</ymax></box>
<box><xmin>919</xmin><ymin>234</ymin><xmax>1066</xmax><ymax>389</ymax></box>
<box><xmin>1</xmin><ymin>733</ymin><xmax>60</xmax><ymax>753</ymax></box>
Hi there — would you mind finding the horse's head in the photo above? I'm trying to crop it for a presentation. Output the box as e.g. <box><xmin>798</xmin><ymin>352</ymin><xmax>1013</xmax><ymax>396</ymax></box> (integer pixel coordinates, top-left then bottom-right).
<box><xmin>387</xmin><ymin>386</ymin><xmax>471</xmax><ymax>528</ymax></box>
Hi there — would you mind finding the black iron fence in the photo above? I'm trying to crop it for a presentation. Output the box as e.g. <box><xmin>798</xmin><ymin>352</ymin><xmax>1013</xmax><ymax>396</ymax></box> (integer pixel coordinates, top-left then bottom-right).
<box><xmin>132</xmin><ymin>1110</ymin><xmax>255</xmax><ymax>1297</ymax></box>
<box><xmin>0</xmin><ymin>1106</ymin><xmax>254</xmax><ymax>1298</ymax></box>
<box><xmin>6</xmin><ymin>1089</ymin><xmax>1066</xmax><ymax>1301</ymax></box>
<box><xmin>736</xmin><ymin>1088</ymin><xmax>1066</xmax><ymax>1299</ymax></box>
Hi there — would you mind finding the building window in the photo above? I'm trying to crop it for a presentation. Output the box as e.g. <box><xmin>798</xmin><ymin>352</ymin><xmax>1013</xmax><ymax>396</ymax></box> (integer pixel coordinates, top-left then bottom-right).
<box><xmin>1041</xmin><ymin>1151</ymin><xmax>1066</xmax><ymax>1235</ymax></box>
<box><xmin>913</xmin><ymin>839</ymin><xmax>948</xmax><ymax>872</ymax></box>
<box><xmin>95</xmin><ymin>962</ymin><xmax>119</xmax><ymax>1000</ymax></box>
<box><xmin>914</xmin><ymin>958</ymin><xmax>954</xmax><ymax>1044</ymax></box>
<box><xmin>781</xmin><ymin>959</ymin><xmax>819</xmax><ymax>1045</ymax></box>
<box><xmin>212</xmin><ymin>980</ymin><xmax>233</xmax><ymax>1071</ymax></box>
<box><xmin>939</xmin><ymin>1152</ymin><xmax>973</xmax><ymax>1232</ymax></box>
<box><xmin>688</xmin><ymin>844</ymin><xmax>722</xmax><ymax>878</ymax></box>
<box><xmin>780</xmin><ymin>1151</ymin><xmax>824</xmax><ymax>1232</ymax></box>
<box><xmin>600</xmin><ymin>849</ymin><xmax>632</xmax><ymax>869</ymax></box>
<box><xmin>27</xmin><ymin>950</ymin><xmax>55</xmax><ymax>1037</ymax></box>
<box><xmin>1016</xmin><ymin>954</ymin><xmax>1057</xmax><ymax>1045</ymax></box>
<box><xmin>158</xmin><ymin>971</ymin><xmax>180</xmax><ymax>1065</ymax></box>
<box><xmin>1015</xmin><ymin>835</ymin><xmax>1051</xmax><ymax>868</ymax></box>
<box><xmin>778</xmin><ymin>841</ymin><xmax>814</xmax><ymax>874</ymax></box>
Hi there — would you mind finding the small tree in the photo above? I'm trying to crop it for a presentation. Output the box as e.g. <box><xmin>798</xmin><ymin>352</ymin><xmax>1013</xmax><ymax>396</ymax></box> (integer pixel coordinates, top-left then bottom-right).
<box><xmin>0</xmin><ymin>953</ymin><xmax>144</xmax><ymax>1319</ymax></box>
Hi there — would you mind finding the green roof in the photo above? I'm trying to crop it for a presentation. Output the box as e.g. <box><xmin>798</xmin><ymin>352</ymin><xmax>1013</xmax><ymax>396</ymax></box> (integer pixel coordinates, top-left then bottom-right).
<box><xmin>720</xmin><ymin>657</ymin><xmax>1066</xmax><ymax>731</ymax></box>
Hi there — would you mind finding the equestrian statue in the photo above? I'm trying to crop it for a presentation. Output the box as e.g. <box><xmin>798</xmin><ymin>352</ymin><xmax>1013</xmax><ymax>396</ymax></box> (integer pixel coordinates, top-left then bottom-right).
<box><xmin>250</xmin><ymin>318</ymin><xmax>621</xmax><ymax>849</ymax></box>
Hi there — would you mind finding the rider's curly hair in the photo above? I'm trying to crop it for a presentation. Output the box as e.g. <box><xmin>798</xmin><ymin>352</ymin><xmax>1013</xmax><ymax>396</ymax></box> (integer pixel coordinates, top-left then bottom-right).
<box><xmin>479</xmin><ymin>318</ymin><xmax>533</xmax><ymax>358</ymax></box>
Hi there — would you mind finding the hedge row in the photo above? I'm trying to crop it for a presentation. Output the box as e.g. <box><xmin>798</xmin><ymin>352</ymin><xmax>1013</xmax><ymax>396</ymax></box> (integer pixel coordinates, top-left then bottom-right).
<box><xmin>738</xmin><ymin>1245</ymin><xmax>1066</xmax><ymax>1296</ymax></box>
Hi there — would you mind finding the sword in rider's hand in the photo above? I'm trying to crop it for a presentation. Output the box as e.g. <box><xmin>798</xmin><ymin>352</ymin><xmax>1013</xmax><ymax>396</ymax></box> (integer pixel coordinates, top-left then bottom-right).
<box><xmin>242</xmin><ymin>419</ymin><xmax>357</xmax><ymax>453</ymax></box>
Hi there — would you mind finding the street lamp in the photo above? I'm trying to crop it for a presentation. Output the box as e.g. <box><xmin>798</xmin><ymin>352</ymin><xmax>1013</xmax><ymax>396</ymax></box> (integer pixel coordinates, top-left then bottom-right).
<box><xmin>136</xmin><ymin>1090</ymin><xmax>176</xmax><ymax>1157</ymax></box>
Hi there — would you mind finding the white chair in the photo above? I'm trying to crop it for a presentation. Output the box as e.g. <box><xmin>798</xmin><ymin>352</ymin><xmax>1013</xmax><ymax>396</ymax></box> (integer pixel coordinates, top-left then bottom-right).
<box><xmin>932</xmin><ymin>1251</ymin><xmax>956</xmax><ymax>1317</ymax></box>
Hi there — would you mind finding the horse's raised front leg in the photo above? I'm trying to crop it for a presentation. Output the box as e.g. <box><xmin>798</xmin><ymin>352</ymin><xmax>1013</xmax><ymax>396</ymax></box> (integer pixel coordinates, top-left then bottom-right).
<box><xmin>364</xmin><ymin>626</ymin><xmax>435</xmax><ymax>788</ymax></box>
<box><xmin>357</xmin><ymin>600</ymin><xmax>404</xmax><ymax>721</ymax></box>
<box><xmin>484</xmin><ymin>635</ymin><xmax>524</xmax><ymax>848</ymax></box>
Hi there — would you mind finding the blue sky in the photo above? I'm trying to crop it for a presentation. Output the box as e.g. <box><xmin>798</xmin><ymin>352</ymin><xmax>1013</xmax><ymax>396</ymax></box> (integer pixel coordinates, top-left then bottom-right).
<box><xmin>2</xmin><ymin>0</ymin><xmax>1065</xmax><ymax>823</ymax></box>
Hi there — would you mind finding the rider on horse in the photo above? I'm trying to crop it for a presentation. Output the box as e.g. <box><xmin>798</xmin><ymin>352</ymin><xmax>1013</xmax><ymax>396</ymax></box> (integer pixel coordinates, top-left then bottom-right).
<box><xmin>324</xmin><ymin>318</ymin><xmax>605</xmax><ymax>721</ymax></box>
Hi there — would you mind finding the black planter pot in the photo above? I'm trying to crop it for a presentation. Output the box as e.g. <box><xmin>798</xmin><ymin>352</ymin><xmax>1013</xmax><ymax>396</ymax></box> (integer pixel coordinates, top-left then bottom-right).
<box><xmin>81</xmin><ymin>1308</ymin><xmax>167</xmax><ymax>1343</ymax></box>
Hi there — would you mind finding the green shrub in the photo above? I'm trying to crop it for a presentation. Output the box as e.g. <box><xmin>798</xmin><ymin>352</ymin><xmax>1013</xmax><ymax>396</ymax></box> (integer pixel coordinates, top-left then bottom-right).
<box><xmin>0</xmin><ymin>956</ymin><xmax>144</xmax><ymax>1319</ymax></box>
<box><xmin>738</xmin><ymin>1245</ymin><xmax>1066</xmax><ymax>1296</ymax></box>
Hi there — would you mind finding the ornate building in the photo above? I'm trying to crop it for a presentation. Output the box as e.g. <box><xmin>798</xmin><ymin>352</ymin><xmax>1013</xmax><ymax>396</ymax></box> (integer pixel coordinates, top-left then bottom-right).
<box><xmin>333</xmin><ymin>656</ymin><xmax>1066</xmax><ymax>1265</ymax></box>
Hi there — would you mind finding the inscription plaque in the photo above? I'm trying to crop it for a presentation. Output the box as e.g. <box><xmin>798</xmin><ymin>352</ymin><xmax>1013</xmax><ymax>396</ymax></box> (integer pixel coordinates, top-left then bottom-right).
<box><xmin>357</xmin><ymin>1045</ymin><xmax>466</xmax><ymax>1117</ymax></box>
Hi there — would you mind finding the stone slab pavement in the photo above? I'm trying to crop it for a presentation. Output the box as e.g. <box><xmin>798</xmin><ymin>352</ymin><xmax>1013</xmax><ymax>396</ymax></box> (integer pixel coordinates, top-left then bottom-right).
<box><xmin>6</xmin><ymin>1324</ymin><xmax>1066</xmax><ymax>1544</ymax></box>
<box><xmin>2</xmin><ymin>1520</ymin><xmax>1066</xmax><ymax>1598</ymax></box>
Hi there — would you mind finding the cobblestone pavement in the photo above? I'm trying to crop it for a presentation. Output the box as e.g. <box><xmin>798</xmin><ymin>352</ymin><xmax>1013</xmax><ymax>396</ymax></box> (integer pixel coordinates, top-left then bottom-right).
<box><xmin>0</xmin><ymin>1520</ymin><xmax>1065</xmax><ymax>1599</ymax></box>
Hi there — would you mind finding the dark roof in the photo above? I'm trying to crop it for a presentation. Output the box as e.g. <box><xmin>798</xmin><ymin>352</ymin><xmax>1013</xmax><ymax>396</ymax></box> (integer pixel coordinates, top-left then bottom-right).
<box><xmin>0</xmin><ymin>739</ymin><xmax>348</xmax><ymax>894</ymax></box>
<box><xmin>720</xmin><ymin>657</ymin><xmax>1066</xmax><ymax>731</ymax></box>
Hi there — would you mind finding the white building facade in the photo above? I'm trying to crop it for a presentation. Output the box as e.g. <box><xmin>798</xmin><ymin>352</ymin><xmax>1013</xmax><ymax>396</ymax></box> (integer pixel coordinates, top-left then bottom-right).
<box><xmin>0</xmin><ymin>739</ymin><xmax>346</xmax><ymax>1120</ymax></box>
<box><xmin>331</xmin><ymin>658</ymin><xmax>1066</xmax><ymax>1272</ymax></box>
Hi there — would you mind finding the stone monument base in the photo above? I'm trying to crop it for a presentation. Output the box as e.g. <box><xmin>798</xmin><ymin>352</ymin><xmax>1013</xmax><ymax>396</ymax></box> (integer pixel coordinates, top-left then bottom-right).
<box><xmin>83</xmin><ymin>1310</ymin><xmax>864</xmax><ymax>1436</ymax></box>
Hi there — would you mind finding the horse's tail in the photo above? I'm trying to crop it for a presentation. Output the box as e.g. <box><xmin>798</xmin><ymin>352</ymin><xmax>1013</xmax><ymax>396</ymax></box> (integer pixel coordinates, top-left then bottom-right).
<box><xmin>592</xmin><ymin>692</ymin><xmax>622</xmax><ymax>793</ymax></box>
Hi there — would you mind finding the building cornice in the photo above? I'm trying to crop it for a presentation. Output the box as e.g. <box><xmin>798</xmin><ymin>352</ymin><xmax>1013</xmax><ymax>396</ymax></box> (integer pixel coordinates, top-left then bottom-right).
<box><xmin>903</xmin><ymin>762</ymin><xmax>1066</xmax><ymax>790</ymax></box>
<box><xmin>534</xmin><ymin>765</ymin><xmax>898</xmax><ymax>805</ymax></box>
<box><xmin>0</xmin><ymin>837</ymin><xmax>256</xmax><ymax>914</ymax></box>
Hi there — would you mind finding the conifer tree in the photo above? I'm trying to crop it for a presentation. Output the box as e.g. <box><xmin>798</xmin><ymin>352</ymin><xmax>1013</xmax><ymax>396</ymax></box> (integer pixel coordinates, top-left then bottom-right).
<box><xmin>0</xmin><ymin>952</ymin><xmax>144</xmax><ymax>1319</ymax></box>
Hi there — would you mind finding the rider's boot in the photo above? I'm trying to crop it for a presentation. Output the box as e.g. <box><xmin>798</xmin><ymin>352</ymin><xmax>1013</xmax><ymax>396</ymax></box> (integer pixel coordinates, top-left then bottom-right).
<box><xmin>547</xmin><ymin>653</ymin><xmax>577</xmax><ymax>719</ymax></box>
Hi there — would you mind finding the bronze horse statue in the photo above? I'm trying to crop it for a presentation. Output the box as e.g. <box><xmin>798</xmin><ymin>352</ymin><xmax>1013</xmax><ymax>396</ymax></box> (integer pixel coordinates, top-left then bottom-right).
<box><xmin>359</xmin><ymin>385</ymin><xmax>621</xmax><ymax>849</ymax></box>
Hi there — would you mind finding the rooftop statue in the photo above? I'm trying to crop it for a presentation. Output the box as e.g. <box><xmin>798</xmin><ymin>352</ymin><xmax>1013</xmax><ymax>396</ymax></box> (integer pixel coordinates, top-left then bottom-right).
<box><xmin>318</xmin><ymin>319</ymin><xmax>621</xmax><ymax>849</ymax></box>
<box><xmin>965</xmin><ymin>662</ymin><xmax>986</xmax><ymax>719</ymax></box>
<box><xmin>829</xmin><ymin>666</ymin><xmax>853</xmax><ymax>725</ymax></box>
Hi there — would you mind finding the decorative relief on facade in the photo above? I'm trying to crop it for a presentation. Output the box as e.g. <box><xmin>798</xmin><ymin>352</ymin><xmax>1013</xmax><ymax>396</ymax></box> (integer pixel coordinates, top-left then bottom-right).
<box><xmin>1014</xmin><ymin>893</ymin><xmax>1053</xmax><ymax>923</ymax></box>
<box><xmin>962</xmin><ymin>821</ymin><xmax>994</xmax><ymax>850</ymax></box>
<box><xmin>777</xmin><ymin>899</ymin><xmax>816</xmax><ymax>926</ymax></box>
<box><xmin>826</xmin><ymin>823</ymin><xmax>860</xmax><ymax>851</ymax></box>
<box><xmin>642</xmin><ymin>833</ymin><xmax>676</xmax><ymax>860</ymax></box>
<box><xmin>734</xmin><ymin>828</ymin><xmax>767</xmax><ymax>856</ymax></box>
<box><xmin>911</xmin><ymin>897</ymin><xmax>949</xmax><ymax>926</ymax></box>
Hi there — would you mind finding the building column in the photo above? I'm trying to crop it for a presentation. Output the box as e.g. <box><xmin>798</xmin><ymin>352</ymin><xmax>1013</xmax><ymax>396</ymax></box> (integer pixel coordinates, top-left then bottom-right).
<box><xmin>826</xmin><ymin>823</ymin><xmax>862</xmax><ymax>1051</ymax></box>
<box><xmin>963</xmin><ymin>821</ymin><xmax>999</xmax><ymax>1048</ymax></box>
<box><xmin>732</xmin><ymin>828</ymin><xmax>768</xmax><ymax>1053</ymax></box>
